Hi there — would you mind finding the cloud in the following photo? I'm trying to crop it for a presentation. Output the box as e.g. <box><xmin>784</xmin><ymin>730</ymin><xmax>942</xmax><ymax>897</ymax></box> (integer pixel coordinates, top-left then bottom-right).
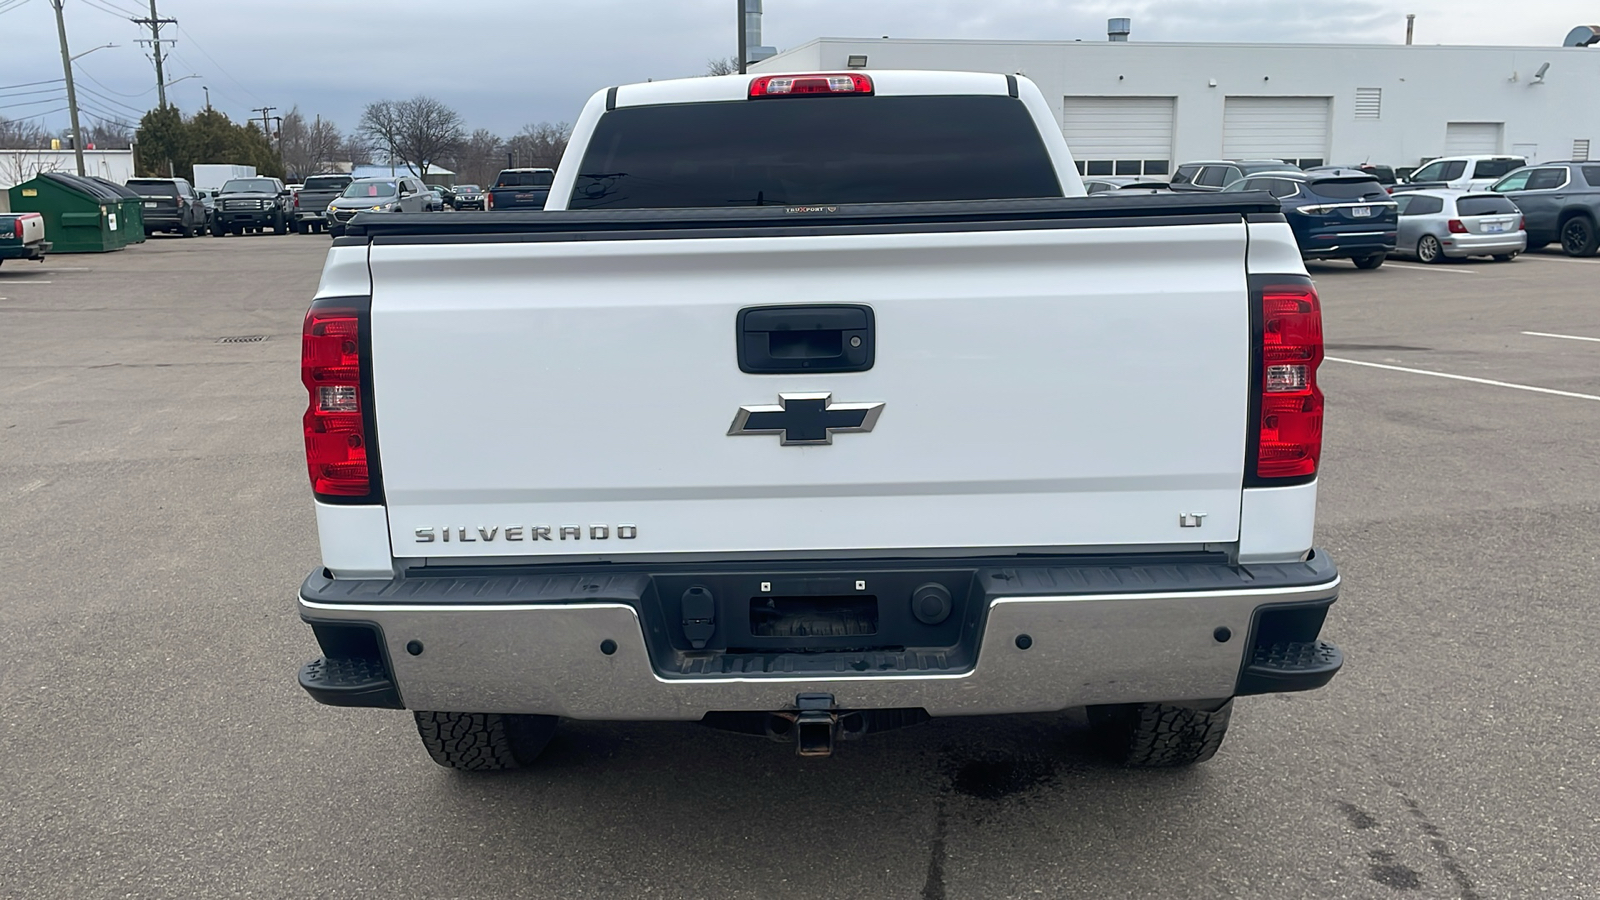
<box><xmin>2</xmin><ymin>0</ymin><xmax>1592</xmax><ymax>140</ymax></box>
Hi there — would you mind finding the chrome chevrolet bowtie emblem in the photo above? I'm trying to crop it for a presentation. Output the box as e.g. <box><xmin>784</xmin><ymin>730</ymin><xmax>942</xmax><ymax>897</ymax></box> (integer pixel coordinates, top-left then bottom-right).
<box><xmin>728</xmin><ymin>392</ymin><xmax>885</xmax><ymax>446</ymax></box>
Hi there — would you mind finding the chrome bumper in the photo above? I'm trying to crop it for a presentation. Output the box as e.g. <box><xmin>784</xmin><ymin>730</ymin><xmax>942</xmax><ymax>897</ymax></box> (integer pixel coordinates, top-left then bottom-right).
<box><xmin>1442</xmin><ymin>231</ymin><xmax>1526</xmax><ymax>257</ymax></box>
<box><xmin>300</xmin><ymin>572</ymin><xmax>1340</xmax><ymax>719</ymax></box>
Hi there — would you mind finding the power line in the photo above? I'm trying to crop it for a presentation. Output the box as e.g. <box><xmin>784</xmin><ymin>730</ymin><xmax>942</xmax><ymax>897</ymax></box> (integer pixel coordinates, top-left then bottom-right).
<box><xmin>1</xmin><ymin>105</ymin><xmax>70</xmax><ymax>122</ymax></box>
<box><xmin>0</xmin><ymin>78</ymin><xmax>65</xmax><ymax>91</ymax></box>
<box><xmin>75</xmin><ymin>81</ymin><xmax>145</xmax><ymax>115</ymax></box>
<box><xmin>0</xmin><ymin>0</ymin><xmax>33</xmax><ymax>16</ymax></box>
<box><xmin>0</xmin><ymin>85</ymin><xmax>68</xmax><ymax>99</ymax></box>
<box><xmin>174</xmin><ymin>23</ymin><xmax>260</xmax><ymax>105</ymax></box>
<box><xmin>0</xmin><ymin>93</ymin><xmax>68</xmax><ymax>112</ymax></box>
<box><xmin>72</xmin><ymin>62</ymin><xmax>159</xmax><ymax>98</ymax></box>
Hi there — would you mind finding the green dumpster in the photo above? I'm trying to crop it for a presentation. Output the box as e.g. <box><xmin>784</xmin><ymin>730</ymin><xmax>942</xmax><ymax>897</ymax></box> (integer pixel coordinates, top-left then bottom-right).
<box><xmin>91</xmin><ymin>177</ymin><xmax>146</xmax><ymax>246</ymax></box>
<box><xmin>7</xmin><ymin>172</ymin><xmax>126</xmax><ymax>253</ymax></box>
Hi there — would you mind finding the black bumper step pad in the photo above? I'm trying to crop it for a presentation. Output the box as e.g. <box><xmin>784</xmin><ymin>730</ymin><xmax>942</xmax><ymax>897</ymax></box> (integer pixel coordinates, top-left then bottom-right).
<box><xmin>299</xmin><ymin>656</ymin><xmax>404</xmax><ymax>709</ymax></box>
<box><xmin>1236</xmin><ymin>640</ymin><xmax>1344</xmax><ymax>696</ymax></box>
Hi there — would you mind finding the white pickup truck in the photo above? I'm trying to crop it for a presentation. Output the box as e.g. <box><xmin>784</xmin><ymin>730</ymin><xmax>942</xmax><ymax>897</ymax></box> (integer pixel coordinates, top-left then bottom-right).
<box><xmin>296</xmin><ymin>70</ymin><xmax>1343</xmax><ymax>770</ymax></box>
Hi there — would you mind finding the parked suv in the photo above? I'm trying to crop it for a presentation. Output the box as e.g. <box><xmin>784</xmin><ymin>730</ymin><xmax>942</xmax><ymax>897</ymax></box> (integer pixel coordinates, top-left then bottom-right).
<box><xmin>126</xmin><ymin>177</ymin><xmax>207</xmax><ymax>238</ymax></box>
<box><xmin>1489</xmin><ymin>162</ymin><xmax>1600</xmax><ymax>257</ymax></box>
<box><xmin>325</xmin><ymin>176</ymin><xmax>432</xmax><ymax>236</ymax></box>
<box><xmin>1225</xmin><ymin>169</ymin><xmax>1397</xmax><ymax>268</ymax></box>
<box><xmin>1171</xmin><ymin>160</ymin><xmax>1300</xmax><ymax>192</ymax></box>
<box><xmin>212</xmin><ymin>176</ymin><xmax>292</xmax><ymax>236</ymax></box>
<box><xmin>1392</xmin><ymin>190</ymin><xmax>1525</xmax><ymax>263</ymax></box>
<box><xmin>1393</xmin><ymin>155</ymin><xmax>1525</xmax><ymax>193</ymax></box>
<box><xmin>451</xmin><ymin>184</ymin><xmax>484</xmax><ymax>210</ymax></box>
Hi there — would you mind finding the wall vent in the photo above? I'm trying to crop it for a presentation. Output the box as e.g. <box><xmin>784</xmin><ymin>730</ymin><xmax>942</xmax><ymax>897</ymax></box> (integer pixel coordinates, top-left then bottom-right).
<box><xmin>1574</xmin><ymin>139</ymin><xmax>1592</xmax><ymax>161</ymax></box>
<box><xmin>1354</xmin><ymin>88</ymin><xmax>1382</xmax><ymax>119</ymax></box>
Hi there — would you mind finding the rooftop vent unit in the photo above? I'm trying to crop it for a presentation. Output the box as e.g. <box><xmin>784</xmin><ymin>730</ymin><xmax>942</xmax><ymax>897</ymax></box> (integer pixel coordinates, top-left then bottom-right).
<box><xmin>743</xmin><ymin>0</ymin><xmax>777</xmax><ymax>64</ymax></box>
<box><xmin>1564</xmin><ymin>25</ymin><xmax>1600</xmax><ymax>47</ymax></box>
<box><xmin>1108</xmin><ymin>18</ymin><xmax>1131</xmax><ymax>42</ymax></box>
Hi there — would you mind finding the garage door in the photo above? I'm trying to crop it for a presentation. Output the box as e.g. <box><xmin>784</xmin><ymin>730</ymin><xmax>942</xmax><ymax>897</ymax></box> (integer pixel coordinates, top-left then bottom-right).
<box><xmin>1443</xmin><ymin>122</ymin><xmax>1504</xmax><ymax>155</ymax></box>
<box><xmin>1222</xmin><ymin>97</ymin><xmax>1330</xmax><ymax>167</ymax></box>
<box><xmin>1062</xmin><ymin>96</ymin><xmax>1174</xmax><ymax>177</ymax></box>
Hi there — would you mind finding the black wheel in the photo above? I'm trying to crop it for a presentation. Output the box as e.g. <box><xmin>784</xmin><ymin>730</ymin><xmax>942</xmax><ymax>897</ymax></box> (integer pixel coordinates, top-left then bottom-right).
<box><xmin>1087</xmin><ymin>700</ymin><xmax>1233</xmax><ymax>767</ymax></box>
<box><xmin>272</xmin><ymin>212</ymin><xmax>287</xmax><ymax>235</ymax></box>
<box><xmin>1492</xmin><ymin>252</ymin><xmax>1519</xmax><ymax>262</ymax></box>
<box><xmin>1526</xmin><ymin>241</ymin><xmax>1549</xmax><ymax>252</ymax></box>
<box><xmin>413</xmin><ymin>711</ymin><xmax>557</xmax><ymax>771</ymax></box>
<box><xmin>328</xmin><ymin>223</ymin><xmax>344</xmax><ymax>238</ymax></box>
<box><xmin>210</xmin><ymin>220</ymin><xmax>225</xmax><ymax>237</ymax></box>
<box><xmin>1353</xmin><ymin>253</ymin><xmax>1386</xmax><ymax>270</ymax></box>
<box><xmin>1560</xmin><ymin>215</ymin><xmax>1598</xmax><ymax>257</ymax></box>
<box><xmin>1415</xmin><ymin>234</ymin><xmax>1443</xmax><ymax>264</ymax></box>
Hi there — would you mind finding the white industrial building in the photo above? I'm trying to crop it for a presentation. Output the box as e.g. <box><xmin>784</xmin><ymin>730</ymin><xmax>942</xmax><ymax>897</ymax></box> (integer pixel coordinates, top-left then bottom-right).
<box><xmin>751</xmin><ymin>29</ymin><xmax>1600</xmax><ymax>177</ymax></box>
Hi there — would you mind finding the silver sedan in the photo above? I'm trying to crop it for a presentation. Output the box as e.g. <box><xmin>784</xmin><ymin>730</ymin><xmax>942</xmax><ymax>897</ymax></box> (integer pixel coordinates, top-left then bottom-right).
<box><xmin>1392</xmin><ymin>189</ymin><xmax>1526</xmax><ymax>263</ymax></box>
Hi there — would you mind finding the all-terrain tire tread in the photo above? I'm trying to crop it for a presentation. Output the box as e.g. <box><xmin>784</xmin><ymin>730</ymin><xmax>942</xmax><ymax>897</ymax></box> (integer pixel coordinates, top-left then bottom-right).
<box><xmin>414</xmin><ymin>711</ymin><xmax>523</xmax><ymax>771</ymax></box>
<box><xmin>1094</xmin><ymin>701</ymin><xmax>1233</xmax><ymax>768</ymax></box>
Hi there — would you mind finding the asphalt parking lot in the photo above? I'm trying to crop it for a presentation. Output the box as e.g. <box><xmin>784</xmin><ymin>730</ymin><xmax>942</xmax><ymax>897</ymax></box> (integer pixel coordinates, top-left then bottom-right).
<box><xmin>2</xmin><ymin>235</ymin><xmax>1598</xmax><ymax>899</ymax></box>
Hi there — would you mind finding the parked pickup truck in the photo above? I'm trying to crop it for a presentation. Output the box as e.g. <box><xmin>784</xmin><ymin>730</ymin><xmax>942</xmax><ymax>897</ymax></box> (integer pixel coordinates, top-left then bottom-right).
<box><xmin>0</xmin><ymin>211</ymin><xmax>50</xmax><ymax>265</ymax></box>
<box><xmin>484</xmin><ymin>167</ymin><xmax>554</xmax><ymax>210</ymax></box>
<box><xmin>291</xmin><ymin>174</ymin><xmax>353</xmax><ymax>234</ymax></box>
<box><xmin>296</xmin><ymin>70</ymin><xmax>1344</xmax><ymax>772</ymax></box>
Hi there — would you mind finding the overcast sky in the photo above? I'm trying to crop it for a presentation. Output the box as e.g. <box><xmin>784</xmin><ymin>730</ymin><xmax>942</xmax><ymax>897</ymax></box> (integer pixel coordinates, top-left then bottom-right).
<box><xmin>2</xmin><ymin>0</ymin><xmax>1595</xmax><ymax>139</ymax></box>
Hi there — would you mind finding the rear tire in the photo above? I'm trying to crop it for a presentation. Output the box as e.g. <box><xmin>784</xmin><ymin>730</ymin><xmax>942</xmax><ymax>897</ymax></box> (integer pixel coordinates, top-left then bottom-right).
<box><xmin>1492</xmin><ymin>252</ymin><xmax>1519</xmax><ymax>262</ymax></box>
<box><xmin>1353</xmin><ymin>253</ymin><xmax>1386</xmax><ymax>270</ymax></box>
<box><xmin>210</xmin><ymin>220</ymin><xmax>225</xmax><ymax>237</ymax></box>
<box><xmin>1526</xmin><ymin>241</ymin><xmax>1549</xmax><ymax>252</ymax></box>
<box><xmin>1415</xmin><ymin>234</ymin><xmax>1443</xmax><ymax>264</ymax></box>
<box><xmin>1560</xmin><ymin>215</ymin><xmax>1599</xmax><ymax>257</ymax></box>
<box><xmin>414</xmin><ymin>711</ymin><xmax>558</xmax><ymax>771</ymax></box>
<box><xmin>1087</xmin><ymin>700</ymin><xmax>1233</xmax><ymax>767</ymax></box>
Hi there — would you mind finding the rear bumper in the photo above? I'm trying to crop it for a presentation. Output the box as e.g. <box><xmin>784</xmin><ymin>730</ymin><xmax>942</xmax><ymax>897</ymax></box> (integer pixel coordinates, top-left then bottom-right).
<box><xmin>1442</xmin><ymin>231</ymin><xmax>1527</xmax><ymax>257</ymax></box>
<box><xmin>297</xmin><ymin>551</ymin><xmax>1342</xmax><ymax>718</ymax></box>
<box><xmin>0</xmin><ymin>240</ymin><xmax>49</xmax><ymax>260</ymax></box>
<box><xmin>1301</xmin><ymin>232</ymin><xmax>1397</xmax><ymax>259</ymax></box>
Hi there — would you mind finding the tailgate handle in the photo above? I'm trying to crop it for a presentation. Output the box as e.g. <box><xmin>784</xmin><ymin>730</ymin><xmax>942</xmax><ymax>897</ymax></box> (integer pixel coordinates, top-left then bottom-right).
<box><xmin>737</xmin><ymin>305</ymin><xmax>874</xmax><ymax>374</ymax></box>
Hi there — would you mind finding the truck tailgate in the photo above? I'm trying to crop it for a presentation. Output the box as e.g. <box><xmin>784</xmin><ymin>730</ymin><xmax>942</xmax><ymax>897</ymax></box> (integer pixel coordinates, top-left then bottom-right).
<box><xmin>367</xmin><ymin>221</ymin><xmax>1249</xmax><ymax>559</ymax></box>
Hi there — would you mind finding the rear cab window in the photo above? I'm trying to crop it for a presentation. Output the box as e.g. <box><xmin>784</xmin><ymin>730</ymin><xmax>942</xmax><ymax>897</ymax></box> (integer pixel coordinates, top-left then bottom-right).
<box><xmin>568</xmin><ymin>95</ymin><xmax>1061</xmax><ymax>208</ymax></box>
<box><xmin>1471</xmin><ymin>159</ymin><xmax>1524</xmax><ymax>180</ymax></box>
<box><xmin>498</xmin><ymin>171</ymin><xmax>555</xmax><ymax>188</ymax></box>
<box><xmin>304</xmin><ymin>176</ymin><xmax>352</xmax><ymax>191</ymax></box>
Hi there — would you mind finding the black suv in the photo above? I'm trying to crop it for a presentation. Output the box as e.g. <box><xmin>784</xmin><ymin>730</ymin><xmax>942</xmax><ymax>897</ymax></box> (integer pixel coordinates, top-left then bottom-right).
<box><xmin>212</xmin><ymin>176</ymin><xmax>292</xmax><ymax>236</ymax></box>
<box><xmin>1490</xmin><ymin>162</ymin><xmax>1600</xmax><ymax>257</ymax></box>
<box><xmin>126</xmin><ymin>177</ymin><xmax>207</xmax><ymax>238</ymax></box>
<box><xmin>1225</xmin><ymin>169</ymin><xmax>1397</xmax><ymax>269</ymax></box>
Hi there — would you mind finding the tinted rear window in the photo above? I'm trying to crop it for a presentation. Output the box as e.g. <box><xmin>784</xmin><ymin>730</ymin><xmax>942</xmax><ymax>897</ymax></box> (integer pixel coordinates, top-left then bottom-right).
<box><xmin>498</xmin><ymin>171</ymin><xmax>554</xmax><ymax>187</ymax></box>
<box><xmin>1456</xmin><ymin>195</ymin><xmax>1518</xmax><ymax>216</ymax></box>
<box><xmin>1473</xmin><ymin>159</ymin><xmax>1524</xmax><ymax>179</ymax></box>
<box><xmin>1311</xmin><ymin>178</ymin><xmax>1386</xmax><ymax>200</ymax></box>
<box><xmin>569</xmin><ymin>96</ymin><xmax>1060</xmax><ymax>209</ymax></box>
<box><xmin>303</xmin><ymin>176</ymin><xmax>351</xmax><ymax>191</ymax></box>
<box><xmin>127</xmin><ymin>180</ymin><xmax>179</xmax><ymax>196</ymax></box>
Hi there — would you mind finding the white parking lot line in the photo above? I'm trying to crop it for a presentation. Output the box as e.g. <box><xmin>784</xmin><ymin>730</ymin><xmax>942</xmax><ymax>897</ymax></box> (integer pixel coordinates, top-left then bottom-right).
<box><xmin>1378</xmin><ymin>263</ymin><xmax>1478</xmax><ymax>275</ymax></box>
<box><xmin>0</xmin><ymin>280</ymin><xmax>53</xmax><ymax>284</ymax></box>
<box><xmin>1522</xmin><ymin>331</ymin><xmax>1600</xmax><ymax>343</ymax></box>
<box><xmin>1325</xmin><ymin>356</ymin><xmax>1600</xmax><ymax>402</ymax></box>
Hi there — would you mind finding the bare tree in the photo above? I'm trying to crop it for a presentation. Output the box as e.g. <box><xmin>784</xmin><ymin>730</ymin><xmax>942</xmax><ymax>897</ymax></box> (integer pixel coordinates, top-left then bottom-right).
<box><xmin>504</xmin><ymin>121</ymin><xmax>572</xmax><ymax>171</ymax></box>
<box><xmin>706</xmin><ymin>56</ymin><xmax>740</xmax><ymax>76</ymax></box>
<box><xmin>340</xmin><ymin>134</ymin><xmax>373</xmax><ymax>167</ymax></box>
<box><xmin>449</xmin><ymin>127</ymin><xmax>503</xmax><ymax>187</ymax></box>
<box><xmin>0</xmin><ymin>115</ymin><xmax>50</xmax><ymax>149</ymax></box>
<box><xmin>359</xmin><ymin>95</ymin><xmax>466</xmax><ymax>180</ymax></box>
<box><xmin>80</xmin><ymin>117</ymin><xmax>134</xmax><ymax>150</ymax></box>
<box><xmin>279</xmin><ymin>107</ymin><xmax>345</xmax><ymax>179</ymax></box>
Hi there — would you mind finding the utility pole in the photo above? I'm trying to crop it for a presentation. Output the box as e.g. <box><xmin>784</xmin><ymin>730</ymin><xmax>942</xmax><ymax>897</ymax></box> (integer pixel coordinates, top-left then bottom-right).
<box><xmin>132</xmin><ymin>0</ymin><xmax>178</xmax><ymax>108</ymax></box>
<box><xmin>49</xmin><ymin>0</ymin><xmax>86</xmax><ymax>176</ymax></box>
<box><xmin>251</xmin><ymin>105</ymin><xmax>277</xmax><ymax>147</ymax></box>
<box><xmin>736</xmin><ymin>0</ymin><xmax>747</xmax><ymax>74</ymax></box>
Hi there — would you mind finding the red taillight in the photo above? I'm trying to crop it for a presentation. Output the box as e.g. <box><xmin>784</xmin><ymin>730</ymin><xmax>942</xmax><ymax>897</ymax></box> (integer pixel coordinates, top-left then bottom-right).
<box><xmin>294</xmin><ymin>193</ymin><xmax>300</xmax><ymax>208</ymax></box>
<box><xmin>1518</xmin><ymin>216</ymin><xmax>1525</xmax><ymax>231</ymax></box>
<box><xmin>12</xmin><ymin>218</ymin><xmax>19</xmax><ymax>239</ymax></box>
<box><xmin>302</xmin><ymin>307</ymin><xmax>370</xmax><ymax>496</ymax></box>
<box><xmin>1255</xmin><ymin>282</ymin><xmax>1324</xmax><ymax>481</ymax></box>
<box><xmin>1447</xmin><ymin>219</ymin><xmax>1468</xmax><ymax>233</ymax></box>
<box><xmin>749</xmin><ymin>73</ymin><xmax>873</xmax><ymax>98</ymax></box>
<box><xmin>485</xmin><ymin>190</ymin><xmax>493</xmax><ymax>210</ymax></box>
